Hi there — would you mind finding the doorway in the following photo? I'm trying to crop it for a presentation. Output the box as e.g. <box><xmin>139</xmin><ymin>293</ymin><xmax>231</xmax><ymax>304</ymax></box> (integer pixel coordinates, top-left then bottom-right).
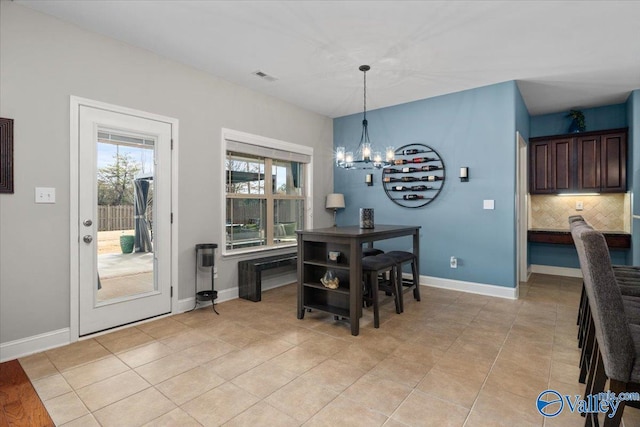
<box><xmin>70</xmin><ymin>97</ymin><xmax>178</xmax><ymax>337</ymax></box>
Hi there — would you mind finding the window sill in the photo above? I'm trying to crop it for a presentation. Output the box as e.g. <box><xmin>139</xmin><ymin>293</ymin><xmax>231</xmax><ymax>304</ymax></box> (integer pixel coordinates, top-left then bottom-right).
<box><xmin>222</xmin><ymin>242</ymin><xmax>297</xmax><ymax>258</ymax></box>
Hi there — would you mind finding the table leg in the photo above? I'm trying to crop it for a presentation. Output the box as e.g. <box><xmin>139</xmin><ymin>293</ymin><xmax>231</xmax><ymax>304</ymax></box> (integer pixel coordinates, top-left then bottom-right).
<box><xmin>349</xmin><ymin>242</ymin><xmax>362</xmax><ymax>336</ymax></box>
<box><xmin>413</xmin><ymin>229</ymin><xmax>420</xmax><ymax>282</ymax></box>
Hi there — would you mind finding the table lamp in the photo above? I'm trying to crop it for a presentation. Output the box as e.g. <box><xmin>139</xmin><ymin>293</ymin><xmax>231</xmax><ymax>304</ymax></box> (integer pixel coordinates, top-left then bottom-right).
<box><xmin>325</xmin><ymin>193</ymin><xmax>345</xmax><ymax>227</ymax></box>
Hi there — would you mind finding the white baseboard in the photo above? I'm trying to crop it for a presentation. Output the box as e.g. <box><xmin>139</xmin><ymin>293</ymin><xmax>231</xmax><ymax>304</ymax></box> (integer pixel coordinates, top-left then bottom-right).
<box><xmin>421</xmin><ymin>275</ymin><xmax>518</xmax><ymax>300</ymax></box>
<box><xmin>0</xmin><ymin>328</ymin><xmax>70</xmax><ymax>362</ymax></box>
<box><xmin>530</xmin><ymin>264</ymin><xmax>582</xmax><ymax>278</ymax></box>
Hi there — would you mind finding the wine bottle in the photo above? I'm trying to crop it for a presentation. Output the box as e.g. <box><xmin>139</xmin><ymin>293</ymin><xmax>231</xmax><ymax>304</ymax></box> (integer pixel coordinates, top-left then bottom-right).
<box><xmin>402</xmin><ymin>148</ymin><xmax>419</xmax><ymax>155</ymax></box>
<box><xmin>411</xmin><ymin>157</ymin><xmax>437</xmax><ymax>163</ymax></box>
<box><xmin>401</xmin><ymin>176</ymin><xmax>419</xmax><ymax>182</ymax></box>
<box><xmin>394</xmin><ymin>159</ymin><xmax>407</xmax><ymax>165</ymax></box>
<box><xmin>410</xmin><ymin>185</ymin><xmax>431</xmax><ymax>191</ymax></box>
<box><xmin>384</xmin><ymin>168</ymin><xmax>402</xmax><ymax>174</ymax></box>
<box><xmin>422</xmin><ymin>175</ymin><xmax>444</xmax><ymax>182</ymax></box>
<box><xmin>403</xmin><ymin>194</ymin><xmax>426</xmax><ymax>200</ymax></box>
<box><xmin>402</xmin><ymin>167</ymin><xmax>418</xmax><ymax>173</ymax></box>
<box><xmin>382</xmin><ymin>176</ymin><xmax>400</xmax><ymax>183</ymax></box>
<box><xmin>421</xmin><ymin>165</ymin><xmax>441</xmax><ymax>171</ymax></box>
<box><xmin>391</xmin><ymin>186</ymin><xmax>408</xmax><ymax>191</ymax></box>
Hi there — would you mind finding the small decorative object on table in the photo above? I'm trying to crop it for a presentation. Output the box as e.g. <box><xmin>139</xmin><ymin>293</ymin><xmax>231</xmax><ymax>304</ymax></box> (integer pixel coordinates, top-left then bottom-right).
<box><xmin>567</xmin><ymin>109</ymin><xmax>586</xmax><ymax>133</ymax></box>
<box><xmin>359</xmin><ymin>208</ymin><xmax>374</xmax><ymax>229</ymax></box>
<box><xmin>321</xmin><ymin>270</ymin><xmax>340</xmax><ymax>289</ymax></box>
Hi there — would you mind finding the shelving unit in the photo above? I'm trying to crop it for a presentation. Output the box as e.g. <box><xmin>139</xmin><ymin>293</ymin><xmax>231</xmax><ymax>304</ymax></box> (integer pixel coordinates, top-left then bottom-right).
<box><xmin>299</xmin><ymin>239</ymin><xmax>352</xmax><ymax>321</ymax></box>
<box><xmin>296</xmin><ymin>225</ymin><xmax>421</xmax><ymax>336</ymax></box>
<box><xmin>382</xmin><ymin>143</ymin><xmax>445</xmax><ymax>208</ymax></box>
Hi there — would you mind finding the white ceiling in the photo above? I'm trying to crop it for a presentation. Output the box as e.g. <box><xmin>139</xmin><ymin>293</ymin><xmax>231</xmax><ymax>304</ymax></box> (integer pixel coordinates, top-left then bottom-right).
<box><xmin>17</xmin><ymin>0</ymin><xmax>640</xmax><ymax>118</ymax></box>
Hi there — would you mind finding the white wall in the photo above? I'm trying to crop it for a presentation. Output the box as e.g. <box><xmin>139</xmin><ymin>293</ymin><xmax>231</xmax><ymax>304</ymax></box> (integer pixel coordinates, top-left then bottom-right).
<box><xmin>0</xmin><ymin>2</ymin><xmax>334</xmax><ymax>346</ymax></box>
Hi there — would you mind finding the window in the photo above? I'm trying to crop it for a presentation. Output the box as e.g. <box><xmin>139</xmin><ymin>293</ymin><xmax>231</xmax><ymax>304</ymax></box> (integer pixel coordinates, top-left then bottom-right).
<box><xmin>222</xmin><ymin>129</ymin><xmax>312</xmax><ymax>254</ymax></box>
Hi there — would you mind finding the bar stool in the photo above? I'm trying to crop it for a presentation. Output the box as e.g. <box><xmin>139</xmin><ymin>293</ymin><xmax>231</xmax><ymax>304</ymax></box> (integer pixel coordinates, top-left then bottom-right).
<box><xmin>362</xmin><ymin>254</ymin><xmax>400</xmax><ymax>328</ymax></box>
<box><xmin>361</xmin><ymin>247</ymin><xmax>385</xmax><ymax>307</ymax></box>
<box><xmin>385</xmin><ymin>251</ymin><xmax>420</xmax><ymax>312</ymax></box>
<box><xmin>362</xmin><ymin>247</ymin><xmax>384</xmax><ymax>257</ymax></box>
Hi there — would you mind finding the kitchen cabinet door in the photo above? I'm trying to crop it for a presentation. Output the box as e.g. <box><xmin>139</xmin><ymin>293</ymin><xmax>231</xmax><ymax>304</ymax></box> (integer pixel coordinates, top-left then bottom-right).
<box><xmin>529</xmin><ymin>139</ymin><xmax>572</xmax><ymax>194</ymax></box>
<box><xmin>600</xmin><ymin>132</ymin><xmax>626</xmax><ymax>192</ymax></box>
<box><xmin>530</xmin><ymin>141</ymin><xmax>553</xmax><ymax>193</ymax></box>
<box><xmin>576</xmin><ymin>135</ymin><xmax>601</xmax><ymax>191</ymax></box>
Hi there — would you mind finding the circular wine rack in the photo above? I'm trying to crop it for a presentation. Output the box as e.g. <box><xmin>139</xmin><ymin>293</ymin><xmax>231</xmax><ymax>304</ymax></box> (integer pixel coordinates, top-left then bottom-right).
<box><xmin>382</xmin><ymin>143</ymin><xmax>445</xmax><ymax>208</ymax></box>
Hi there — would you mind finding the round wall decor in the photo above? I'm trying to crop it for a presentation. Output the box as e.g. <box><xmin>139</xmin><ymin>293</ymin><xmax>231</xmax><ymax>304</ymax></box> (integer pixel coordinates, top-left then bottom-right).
<box><xmin>382</xmin><ymin>143</ymin><xmax>445</xmax><ymax>208</ymax></box>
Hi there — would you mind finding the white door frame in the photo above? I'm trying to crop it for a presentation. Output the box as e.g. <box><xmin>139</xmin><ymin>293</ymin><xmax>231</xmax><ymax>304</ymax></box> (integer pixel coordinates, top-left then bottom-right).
<box><xmin>516</xmin><ymin>131</ymin><xmax>529</xmax><ymax>285</ymax></box>
<box><xmin>70</xmin><ymin>96</ymin><xmax>179</xmax><ymax>341</ymax></box>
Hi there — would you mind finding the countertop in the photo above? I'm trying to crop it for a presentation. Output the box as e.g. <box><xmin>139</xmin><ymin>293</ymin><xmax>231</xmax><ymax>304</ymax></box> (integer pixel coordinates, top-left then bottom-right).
<box><xmin>528</xmin><ymin>229</ymin><xmax>631</xmax><ymax>249</ymax></box>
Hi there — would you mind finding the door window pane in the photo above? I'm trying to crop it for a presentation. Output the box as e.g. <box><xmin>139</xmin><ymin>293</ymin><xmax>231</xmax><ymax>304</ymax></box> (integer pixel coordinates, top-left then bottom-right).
<box><xmin>96</xmin><ymin>135</ymin><xmax>155</xmax><ymax>302</ymax></box>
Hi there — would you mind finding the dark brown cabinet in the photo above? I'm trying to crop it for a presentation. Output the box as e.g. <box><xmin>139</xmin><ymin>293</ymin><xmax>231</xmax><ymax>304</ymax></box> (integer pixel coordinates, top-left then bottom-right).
<box><xmin>530</xmin><ymin>128</ymin><xmax>627</xmax><ymax>194</ymax></box>
<box><xmin>530</xmin><ymin>138</ymin><xmax>573</xmax><ymax>193</ymax></box>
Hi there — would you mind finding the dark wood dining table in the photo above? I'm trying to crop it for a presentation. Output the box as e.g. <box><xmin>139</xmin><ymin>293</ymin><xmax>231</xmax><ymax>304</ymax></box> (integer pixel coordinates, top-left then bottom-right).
<box><xmin>296</xmin><ymin>224</ymin><xmax>421</xmax><ymax>335</ymax></box>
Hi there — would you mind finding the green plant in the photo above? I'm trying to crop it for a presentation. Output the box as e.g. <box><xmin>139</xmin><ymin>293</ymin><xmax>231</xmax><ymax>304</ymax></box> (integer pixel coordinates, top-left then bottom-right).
<box><xmin>568</xmin><ymin>109</ymin><xmax>586</xmax><ymax>131</ymax></box>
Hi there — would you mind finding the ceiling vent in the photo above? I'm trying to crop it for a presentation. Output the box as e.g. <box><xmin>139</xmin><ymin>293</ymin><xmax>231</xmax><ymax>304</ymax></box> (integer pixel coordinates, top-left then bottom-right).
<box><xmin>252</xmin><ymin>70</ymin><xmax>278</xmax><ymax>82</ymax></box>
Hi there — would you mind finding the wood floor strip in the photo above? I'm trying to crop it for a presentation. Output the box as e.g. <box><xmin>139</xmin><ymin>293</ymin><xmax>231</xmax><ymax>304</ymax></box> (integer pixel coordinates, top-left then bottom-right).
<box><xmin>0</xmin><ymin>360</ymin><xmax>54</xmax><ymax>427</ymax></box>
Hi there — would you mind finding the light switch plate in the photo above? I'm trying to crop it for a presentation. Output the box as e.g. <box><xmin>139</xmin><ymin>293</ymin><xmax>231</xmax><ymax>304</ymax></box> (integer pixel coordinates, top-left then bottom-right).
<box><xmin>576</xmin><ymin>201</ymin><xmax>584</xmax><ymax>211</ymax></box>
<box><xmin>483</xmin><ymin>199</ymin><xmax>495</xmax><ymax>210</ymax></box>
<box><xmin>35</xmin><ymin>187</ymin><xmax>56</xmax><ymax>204</ymax></box>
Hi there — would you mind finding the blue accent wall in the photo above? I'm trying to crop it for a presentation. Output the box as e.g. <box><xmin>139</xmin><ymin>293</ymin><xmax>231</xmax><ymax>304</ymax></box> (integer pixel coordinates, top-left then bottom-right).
<box><xmin>334</xmin><ymin>81</ymin><xmax>519</xmax><ymax>288</ymax></box>
<box><xmin>515</xmin><ymin>85</ymin><xmax>530</xmax><ymax>141</ymax></box>
<box><xmin>531</xmin><ymin>103</ymin><xmax>627</xmax><ymax>138</ymax></box>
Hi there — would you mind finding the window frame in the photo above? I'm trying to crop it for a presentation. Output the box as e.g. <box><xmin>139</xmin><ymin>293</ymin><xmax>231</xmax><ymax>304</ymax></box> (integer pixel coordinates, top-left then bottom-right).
<box><xmin>221</xmin><ymin>128</ymin><xmax>313</xmax><ymax>256</ymax></box>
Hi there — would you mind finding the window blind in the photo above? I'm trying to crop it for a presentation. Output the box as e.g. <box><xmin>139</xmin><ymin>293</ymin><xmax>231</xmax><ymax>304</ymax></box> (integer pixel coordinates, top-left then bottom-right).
<box><xmin>226</xmin><ymin>140</ymin><xmax>310</xmax><ymax>164</ymax></box>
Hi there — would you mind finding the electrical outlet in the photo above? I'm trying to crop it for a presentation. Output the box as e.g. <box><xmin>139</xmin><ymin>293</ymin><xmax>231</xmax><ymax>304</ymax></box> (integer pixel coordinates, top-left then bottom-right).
<box><xmin>450</xmin><ymin>256</ymin><xmax>457</xmax><ymax>269</ymax></box>
<box><xmin>576</xmin><ymin>201</ymin><xmax>584</xmax><ymax>211</ymax></box>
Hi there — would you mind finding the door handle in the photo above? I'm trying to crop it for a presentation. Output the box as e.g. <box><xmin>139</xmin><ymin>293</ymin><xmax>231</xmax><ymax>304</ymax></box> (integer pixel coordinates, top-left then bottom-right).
<box><xmin>83</xmin><ymin>235</ymin><xmax>93</xmax><ymax>243</ymax></box>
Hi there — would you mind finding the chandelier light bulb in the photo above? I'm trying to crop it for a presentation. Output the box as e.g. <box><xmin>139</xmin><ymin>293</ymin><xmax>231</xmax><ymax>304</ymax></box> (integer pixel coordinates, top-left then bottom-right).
<box><xmin>345</xmin><ymin>151</ymin><xmax>354</xmax><ymax>164</ymax></box>
<box><xmin>386</xmin><ymin>146</ymin><xmax>395</xmax><ymax>162</ymax></box>
<box><xmin>373</xmin><ymin>151</ymin><xmax>382</xmax><ymax>165</ymax></box>
<box><xmin>362</xmin><ymin>143</ymin><xmax>371</xmax><ymax>161</ymax></box>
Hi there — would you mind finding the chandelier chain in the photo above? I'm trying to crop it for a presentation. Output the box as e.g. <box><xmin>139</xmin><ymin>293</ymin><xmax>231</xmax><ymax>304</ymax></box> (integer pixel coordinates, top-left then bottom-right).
<box><xmin>363</xmin><ymin>68</ymin><xmax>367</xmax><ymax>121</ymax></box>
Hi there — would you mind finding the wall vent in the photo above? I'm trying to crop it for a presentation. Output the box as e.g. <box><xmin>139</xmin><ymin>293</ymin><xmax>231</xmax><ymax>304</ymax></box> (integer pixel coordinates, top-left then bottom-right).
<box><xmin>252</xmin><ymin>70</ymin><xmax>278</xmax><ymax>82</ymax></box>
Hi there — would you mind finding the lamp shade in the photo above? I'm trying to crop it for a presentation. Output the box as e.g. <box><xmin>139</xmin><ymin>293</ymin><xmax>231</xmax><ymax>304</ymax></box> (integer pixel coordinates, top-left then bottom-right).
<box><xmin>326</xmin><ymin>193</ymin><xmax>345</xmax><ymax>209</ymax></box>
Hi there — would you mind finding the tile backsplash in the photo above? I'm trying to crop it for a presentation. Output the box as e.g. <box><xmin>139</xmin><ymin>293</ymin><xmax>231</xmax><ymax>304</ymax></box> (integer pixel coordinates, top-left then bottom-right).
<box><xmin>529</xmin><ymin>193</ymin><xmax>630</xmax><ymax>232</ymax></box>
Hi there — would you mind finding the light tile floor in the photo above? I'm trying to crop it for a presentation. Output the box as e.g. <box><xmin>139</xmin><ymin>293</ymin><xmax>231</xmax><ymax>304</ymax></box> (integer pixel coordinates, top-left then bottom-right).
<box><xmin>19</xmin><ymin>273</ymin><xmax>640</xmax><ymax>426</ymax></box>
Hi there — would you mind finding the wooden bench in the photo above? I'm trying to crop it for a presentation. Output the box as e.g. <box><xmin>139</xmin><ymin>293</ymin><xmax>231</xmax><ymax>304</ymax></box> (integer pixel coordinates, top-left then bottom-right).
<box><xmin>238</xmin><ymin>252</ymin><xmax>297</xmax><ymax>302</ymax></box>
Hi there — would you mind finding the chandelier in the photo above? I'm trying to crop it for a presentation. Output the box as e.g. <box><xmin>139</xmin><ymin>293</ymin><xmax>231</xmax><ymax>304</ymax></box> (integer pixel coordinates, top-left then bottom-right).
<box><xmin>335</xmin><ymin>65</ymin><xmax>394</xmax><ymax>169</ymax></box>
